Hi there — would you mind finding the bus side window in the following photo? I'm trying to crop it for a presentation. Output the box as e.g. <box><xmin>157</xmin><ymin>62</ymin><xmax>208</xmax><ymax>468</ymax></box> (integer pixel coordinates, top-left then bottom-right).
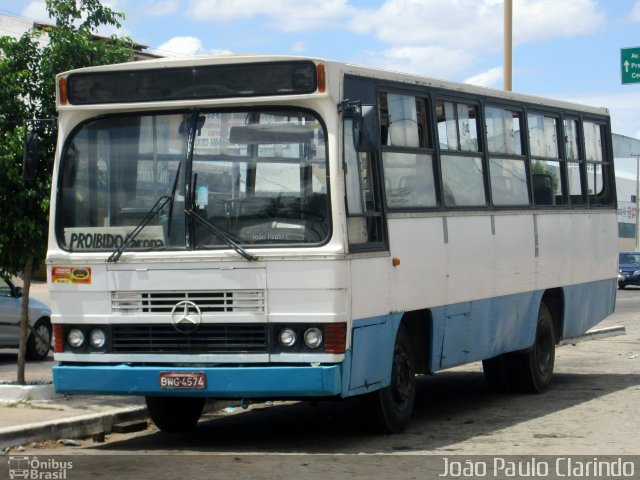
<box><xmin>436</xmin><ymin>100</ymin><xmax>486</xmax><ymax>207</ymax></box>
<box><xmin>563</xmin><ymin>118</ymin><xmax>584</xmax><ymax>205</ymax></box>
<box><xmin>485</xmin><ymin>107</ymin><xmax>529</xmax><ymax>207</ymax></box>
<box><xmin>528</xmin><ymin>113</ymin><xmax>566</xmax><ymax>206</ymax></box>
<box><xmin>583</xmin><ymin>121</ymin><xmax>611</xmax><ymax>206</ymax></box>
<box><xmin>378</xmin><ymin>92</ymin><xmax>436</xmax><ymax>210</ymax></box>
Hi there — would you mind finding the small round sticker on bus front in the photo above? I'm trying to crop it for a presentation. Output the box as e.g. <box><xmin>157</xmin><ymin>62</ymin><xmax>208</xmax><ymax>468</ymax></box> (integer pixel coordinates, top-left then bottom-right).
<box><xmin>170</xmin><ymin>301</ymin><xmax>202</xmax><ymax>333</ymax></box>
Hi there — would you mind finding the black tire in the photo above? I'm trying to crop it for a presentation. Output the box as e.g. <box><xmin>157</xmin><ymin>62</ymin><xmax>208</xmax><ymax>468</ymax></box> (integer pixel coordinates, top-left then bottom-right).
<box><xmin>482</xmin><ymin>353</ymin><xmax>515</xmax><ymax>393</ymax></box>
<box><xmin>618</xmin><ymin>283</ymin><xmax>626</xmax><ymax>290</ymax></box>
<box><xmin>367</xmin><ymin>326</ymin><xmax>416</xmax><ymax>434</ymax></box>
<box><xmin>512</xmin><ymin>302</ymin><xmax>556</xmax><ymax>393</ymax></box>
<box><xmin>145</xmin><ymin>396</ymin><xmax>205</xmax><ymax>433</ymax></box>
<box><xmin>26</xmin><ymin>318</ymin><xmax>52</xmax><ymax>361</ymax></box>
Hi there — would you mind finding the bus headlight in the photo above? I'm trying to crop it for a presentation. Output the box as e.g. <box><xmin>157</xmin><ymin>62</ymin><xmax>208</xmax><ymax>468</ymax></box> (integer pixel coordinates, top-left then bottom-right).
<box><xmin>67</xmin><ymin>328</ymin><xmax>85</xmax><ymax>348</ymax></box>
<box><xmin>89</xmin><ymin>329</ymin><xmax>106</xmax><ymax>348</ymax></box>
<box><xmin>304</xmin><ymin>327</ymin><xmax>323</xmax><ymax>349</ymax></box>
<box><xmin>278</xmin><ymin>328</ymin><xmax>297</xmax><ymax>347</ymax></box>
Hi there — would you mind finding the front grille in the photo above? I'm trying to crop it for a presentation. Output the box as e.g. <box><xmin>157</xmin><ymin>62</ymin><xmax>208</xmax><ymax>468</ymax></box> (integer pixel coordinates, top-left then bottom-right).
<box><xmin>111</xmin><ymin>324</ymin><xmax>268</xmax><ymax>354</ymax></box>
<box><xmin>112</xmin><ymin>290</ymin><xmax>265</xmax><ymax>314</ymax></box>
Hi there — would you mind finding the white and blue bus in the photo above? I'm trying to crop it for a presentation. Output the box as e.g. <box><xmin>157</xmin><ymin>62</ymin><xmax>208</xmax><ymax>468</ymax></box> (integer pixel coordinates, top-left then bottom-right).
<box><xmin>47</xmin><ymin>55</ymin><xmax>618</xmax><ymax>433</ymax></box>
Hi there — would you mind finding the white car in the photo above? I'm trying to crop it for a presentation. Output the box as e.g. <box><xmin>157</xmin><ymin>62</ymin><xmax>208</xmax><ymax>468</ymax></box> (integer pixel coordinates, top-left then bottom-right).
<box><xmin>0</xmin><ymin>277</ymin><xmax>52</xmax><ymax>360</ymax></box>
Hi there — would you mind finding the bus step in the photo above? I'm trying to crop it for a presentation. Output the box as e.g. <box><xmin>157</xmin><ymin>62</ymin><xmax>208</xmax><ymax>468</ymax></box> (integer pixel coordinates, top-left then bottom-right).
<box><xmin>559</xmin><ymin>325</ymin><xmax>626</xmax><ymax>346</ymax></box>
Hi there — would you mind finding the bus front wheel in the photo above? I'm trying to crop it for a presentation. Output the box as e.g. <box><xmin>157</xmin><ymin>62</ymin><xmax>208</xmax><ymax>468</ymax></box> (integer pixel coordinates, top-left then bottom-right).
<box><xmin>367</xmin><ymin>326</ymin><xmax>416</xmax><ymax>434</ymax></box>
<box><xmin>145</xmin><ymin>396</ymin><xmax>205</xmax><ymax>433</ymax></box>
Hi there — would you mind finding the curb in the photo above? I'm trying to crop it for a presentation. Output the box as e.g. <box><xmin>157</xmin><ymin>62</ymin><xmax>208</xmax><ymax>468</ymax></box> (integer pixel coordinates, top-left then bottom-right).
<box><xmin>0</xmin><ymin>405</ymin><xmax>148</xmax><ymax>450</ymax></box>
<box><xmin>0</xmin><ymin>384</ymin><xmax>57</xmax><ymax>402</ymax></box>
<box><xmin>0</xmin><ymin>399</ymin><xmax>237</xmax><ymax>449</ymax></box>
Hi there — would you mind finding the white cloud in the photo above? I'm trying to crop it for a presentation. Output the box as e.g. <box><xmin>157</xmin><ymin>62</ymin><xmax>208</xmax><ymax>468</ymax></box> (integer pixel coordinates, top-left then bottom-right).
<box><xmin>350</xmin><ymin>0</ymin><xmax>605</xmax><ymax>77</ymax></box>
<box><xmin>185</xmin><ymin>0</ymin><xmax>354</xmax><ymax>31</ymax></box>
<box><xmin>513</xmin><ymin>0</ymin><xmax>605</xmax><ymax>43</ymax></box>
<box><xmin>359</xmin><ymin>45</ymin><xmax>475</xmax><ymax>78</ymax></box>
<box><xmin>464</xmin><ymin>67</ymin><xmax>504</xmax><ymax>88</ymax></box>
<box><xmin>156</xmin><ymin>36</ymin><xmax>206</xmax><ymax>55</ymax></box>
<box><xmin>351</xmin><ymin>0</ymin><xmax>604</xmax><ymax>47</ymax></box>
<box><xmin>351</xmin><ymin>0</ymin><xmax>501</xmax><ymax>51</ymax></box>
<box><xmin>155</xmin><ymin>36</ymin><xmax>232</xmax><ymax>56</ymax></box>
<box><xmin>631</xmin><ymin>1</ymin><xmax>640</xmax><ymax>22</ymax></box>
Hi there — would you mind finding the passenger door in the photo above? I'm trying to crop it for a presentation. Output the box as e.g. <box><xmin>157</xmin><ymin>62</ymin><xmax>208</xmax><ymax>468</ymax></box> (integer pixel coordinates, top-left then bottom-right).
<box><xmin>343</xmin><ymin>118</ymin><xmax>387</xmax><ymax>251</ymax></box>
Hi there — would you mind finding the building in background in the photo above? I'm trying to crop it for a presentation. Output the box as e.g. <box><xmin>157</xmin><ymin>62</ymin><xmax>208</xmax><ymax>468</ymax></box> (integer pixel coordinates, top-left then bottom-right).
<box><xmin>614</xmin><ymin>134</ymin><xmax>640</xmax><ymax>251</ymax></box>
<box><xmin>0</xmin><ymin>12</ymin><xmax>159</xmax><ymax>61</ymax></box>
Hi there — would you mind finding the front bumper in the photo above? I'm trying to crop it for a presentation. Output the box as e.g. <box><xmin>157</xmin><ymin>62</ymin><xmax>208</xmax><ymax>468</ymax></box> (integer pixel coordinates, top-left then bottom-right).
<box><xmin>618</xmin><ymin>273</ymin><xmax>640</xmax><ymax>286</ymax></box>
<box><xmin>53</xmin><ymin>364</ymin><xmax>343</xmax><ymax>398</ymax></box>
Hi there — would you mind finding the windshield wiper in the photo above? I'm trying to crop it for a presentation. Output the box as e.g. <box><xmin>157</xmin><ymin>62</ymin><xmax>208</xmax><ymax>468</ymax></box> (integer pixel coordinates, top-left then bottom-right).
<box><xmin>107</xmin><ymin>165</ymin><xmax>182</xmax><ymax>263</ymax></box>
<box><xmin>106</xmin><ymin>196</ymin><xmax>172</xmax><ymax>263</ymax></box>
<box><xmin>186</xmin><ymin>208</ymin><xmax>258</xmax><ymax>262</ymax></box>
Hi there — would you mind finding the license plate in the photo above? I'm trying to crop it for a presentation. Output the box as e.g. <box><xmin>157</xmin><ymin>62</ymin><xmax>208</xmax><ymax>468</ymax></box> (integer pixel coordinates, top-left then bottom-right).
<box><xmin>159</xmin><ymin>372</ymin><xmax>207</xmax><ymax>389</ymax></box>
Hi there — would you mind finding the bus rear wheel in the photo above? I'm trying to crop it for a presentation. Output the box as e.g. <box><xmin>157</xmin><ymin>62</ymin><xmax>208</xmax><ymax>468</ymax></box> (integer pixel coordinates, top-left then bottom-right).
<box><xmin>145</xmin><ymin>396</ymin><xmax>205</xmax><ymax>433</ymax></box>
<box><xmin>482</xmin><ymin>301</ymin><xmax>556</xmax><ymax>394</ymax></box>
<box><xmin>514</xmin><ymin>302</ymin><xmax>556</xmax><ymax>393</ymax></box>
<box><xmin>367</xmin><ymin>326</ymin><xmax>416</xmax><ymax>434</ymax></box>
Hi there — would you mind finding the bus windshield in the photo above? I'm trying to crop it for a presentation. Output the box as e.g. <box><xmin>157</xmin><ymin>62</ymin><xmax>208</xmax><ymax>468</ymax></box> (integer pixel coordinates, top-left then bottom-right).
<box><xmin>56</xmin><ymin>109</ymin><xmax>330</xmax><ymax>252</ymax></box>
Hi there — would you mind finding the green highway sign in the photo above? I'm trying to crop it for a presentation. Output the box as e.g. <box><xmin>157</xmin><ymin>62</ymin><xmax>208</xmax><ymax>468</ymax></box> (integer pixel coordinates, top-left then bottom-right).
<box><xmin>621</xmin><ymin>46</ymin><xmax>640</xmax><ymax>85</ymax></box>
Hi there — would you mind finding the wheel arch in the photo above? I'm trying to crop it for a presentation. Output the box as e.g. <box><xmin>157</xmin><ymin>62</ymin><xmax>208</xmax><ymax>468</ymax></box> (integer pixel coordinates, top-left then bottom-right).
<box><xmin>399</xmin><ymin>308</ymin><xmax>431</xmax><ymax>375</ymax></box>
<box><xmin>541</xmin><ymin>288</ymin><xmax>564</xmax><ymax>344</ymax></box>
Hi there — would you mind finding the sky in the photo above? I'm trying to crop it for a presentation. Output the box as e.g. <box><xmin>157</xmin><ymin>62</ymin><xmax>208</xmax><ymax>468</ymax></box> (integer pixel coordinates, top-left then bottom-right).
<box><xmin>2</xmin><ymin>0</ymin><xmax>640</xmax><ymax>142</ymax></box>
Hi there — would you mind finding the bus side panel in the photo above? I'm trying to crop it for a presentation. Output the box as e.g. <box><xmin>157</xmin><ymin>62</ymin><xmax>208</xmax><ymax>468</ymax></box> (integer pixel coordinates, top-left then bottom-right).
<box><xmin>431</xmin><ymin>291</ymin><xmax>542</xmax><ymax>371</ymax></box>
<box><xmin>536</xmin><ymin>212</ymin><xmax>618</xmax><ymax>289</ymax></box>
<box><xmin>385</xmin><ymin>215</ymin><xmax>536</xmax><ymax>313</ymax></box>
<box><xmin>345</xmin><ymin>313</ymin><xmax>403</xmax><ymax>397</ymax></box>
<box><xmin>349</xmin><ymin>256</ymin><xmax>391</xmax><ymax>325</ymax></box>
<box><xmin>562</xmin><ymin>278</ymin><xmax>616</xmax><ymax>339</ymax></box>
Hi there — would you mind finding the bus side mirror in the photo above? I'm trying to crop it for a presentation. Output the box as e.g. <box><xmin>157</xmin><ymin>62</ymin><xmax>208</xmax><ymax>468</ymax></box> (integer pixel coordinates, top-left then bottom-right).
<box><xmin>23</xmin><ymin>132</ymin><xmax>39</xmax><ymax>183</ymax></box>
<box><xmin>352</xmin><ymin>105</ymin><xmax>378</xmax><ymax>152</ymax></box>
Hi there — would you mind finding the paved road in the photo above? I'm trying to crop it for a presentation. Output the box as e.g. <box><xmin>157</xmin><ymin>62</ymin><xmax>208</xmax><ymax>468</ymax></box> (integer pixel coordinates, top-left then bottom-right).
<box><xmin>4</xmin><ymin>289</ymin><xmax>640</xmax><ymax>479</ymax></box>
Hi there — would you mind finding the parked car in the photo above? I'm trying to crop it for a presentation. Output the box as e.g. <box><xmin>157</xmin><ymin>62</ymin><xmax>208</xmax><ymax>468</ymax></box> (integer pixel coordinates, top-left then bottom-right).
<box><xmin>0</xmin><ymin>277</ymin><xmax>52</xmax><ymax>360</ymax></box>
<box><xmin>618</xmin><ymin>251</ymin><xmax>640</xmax><ymax>289</ymax></box>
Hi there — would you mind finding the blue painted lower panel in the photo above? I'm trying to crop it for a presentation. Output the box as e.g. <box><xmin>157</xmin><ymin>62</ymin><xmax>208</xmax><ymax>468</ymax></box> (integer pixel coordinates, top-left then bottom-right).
<box><xmin>53</xmin><ymin>364</ymin><xmax>342</xmax><ymax>398</ymax></box>
<box><xmin>53</xmin><ymin>278</ymin><xmax>616</xmax><ymax>399</ymax></box>
<box><xmin>346</xmin><ymin>313</ymin><xmax>402</xmax><ymax>396</ymax></box>
<box><xmin>428</xmin><ymin>278</ymin><xmax>616</xmax><ymax>371</ymax></box>
<box><xmin>430</xmin><ymin>291</ymin><xmax>543</xmax><ymax>370</ymax></box>
<box><xmin>563</xmin><ymin>279</ymin><xmax>617</xmax><ymax>339</ymax></box>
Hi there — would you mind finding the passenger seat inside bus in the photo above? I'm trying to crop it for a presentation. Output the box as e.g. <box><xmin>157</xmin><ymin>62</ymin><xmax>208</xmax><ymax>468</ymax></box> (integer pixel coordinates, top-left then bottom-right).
<box><xmin>532</xmin><ymin>173</ymin><xmax>554</xmax><ymax>206</ymax></box>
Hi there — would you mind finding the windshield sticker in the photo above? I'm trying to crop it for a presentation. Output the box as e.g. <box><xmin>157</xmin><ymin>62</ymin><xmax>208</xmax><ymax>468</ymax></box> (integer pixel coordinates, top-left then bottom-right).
<box><xmin>64</xmin><ymin>226</ymin><xmax>165</xmax><ymax>251</ymax></box>
<box><xmin>196</xmin><ymin>185</ymin><xmax>209</xmax><ymax>207</ymax></box>
<box><xmin>52</xmin><ymin>266</ymin><xmax>92</xmax><ymax>284</ymax></box>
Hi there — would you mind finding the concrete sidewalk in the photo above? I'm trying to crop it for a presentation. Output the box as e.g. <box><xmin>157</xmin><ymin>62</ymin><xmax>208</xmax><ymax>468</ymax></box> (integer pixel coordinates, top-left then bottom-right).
<box><xmin>0</xmin><ymin>279</ymin><xmax>147</xmax><ymax>450</ymax></box>
<box><xmin>0</xmin><ymin>367</ymin><xmax>148</xmax><ymax>451</ymax></box>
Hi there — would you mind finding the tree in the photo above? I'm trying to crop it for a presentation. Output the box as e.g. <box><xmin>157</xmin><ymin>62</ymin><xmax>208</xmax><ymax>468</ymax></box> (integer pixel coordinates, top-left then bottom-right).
<box><xmin>0</xmin><ymin>0</ymin><xmax>133</xmax><ymax>384</ymax></box>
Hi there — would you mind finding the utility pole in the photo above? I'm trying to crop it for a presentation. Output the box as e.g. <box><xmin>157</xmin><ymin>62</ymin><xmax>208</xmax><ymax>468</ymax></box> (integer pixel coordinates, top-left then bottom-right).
<box><xmin>504</xmin><ymin>0</ymin><xmax>513</xmax><ymax>91</ymax></box>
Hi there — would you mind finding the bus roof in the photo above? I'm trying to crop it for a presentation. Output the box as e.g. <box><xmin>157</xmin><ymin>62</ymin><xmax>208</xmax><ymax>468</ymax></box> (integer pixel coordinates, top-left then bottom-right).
<box><xmin>57</xmin><ymin>54</ymin><xmax>609</xmax><ymax>117</ymax></box>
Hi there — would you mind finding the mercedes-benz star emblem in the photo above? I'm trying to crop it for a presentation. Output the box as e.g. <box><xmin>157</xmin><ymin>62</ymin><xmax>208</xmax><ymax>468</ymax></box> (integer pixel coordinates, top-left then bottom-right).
<box><xmin>170</xmin><ymin>300</ymin><xmax>202</xmax><ymax>333</ymax></box>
